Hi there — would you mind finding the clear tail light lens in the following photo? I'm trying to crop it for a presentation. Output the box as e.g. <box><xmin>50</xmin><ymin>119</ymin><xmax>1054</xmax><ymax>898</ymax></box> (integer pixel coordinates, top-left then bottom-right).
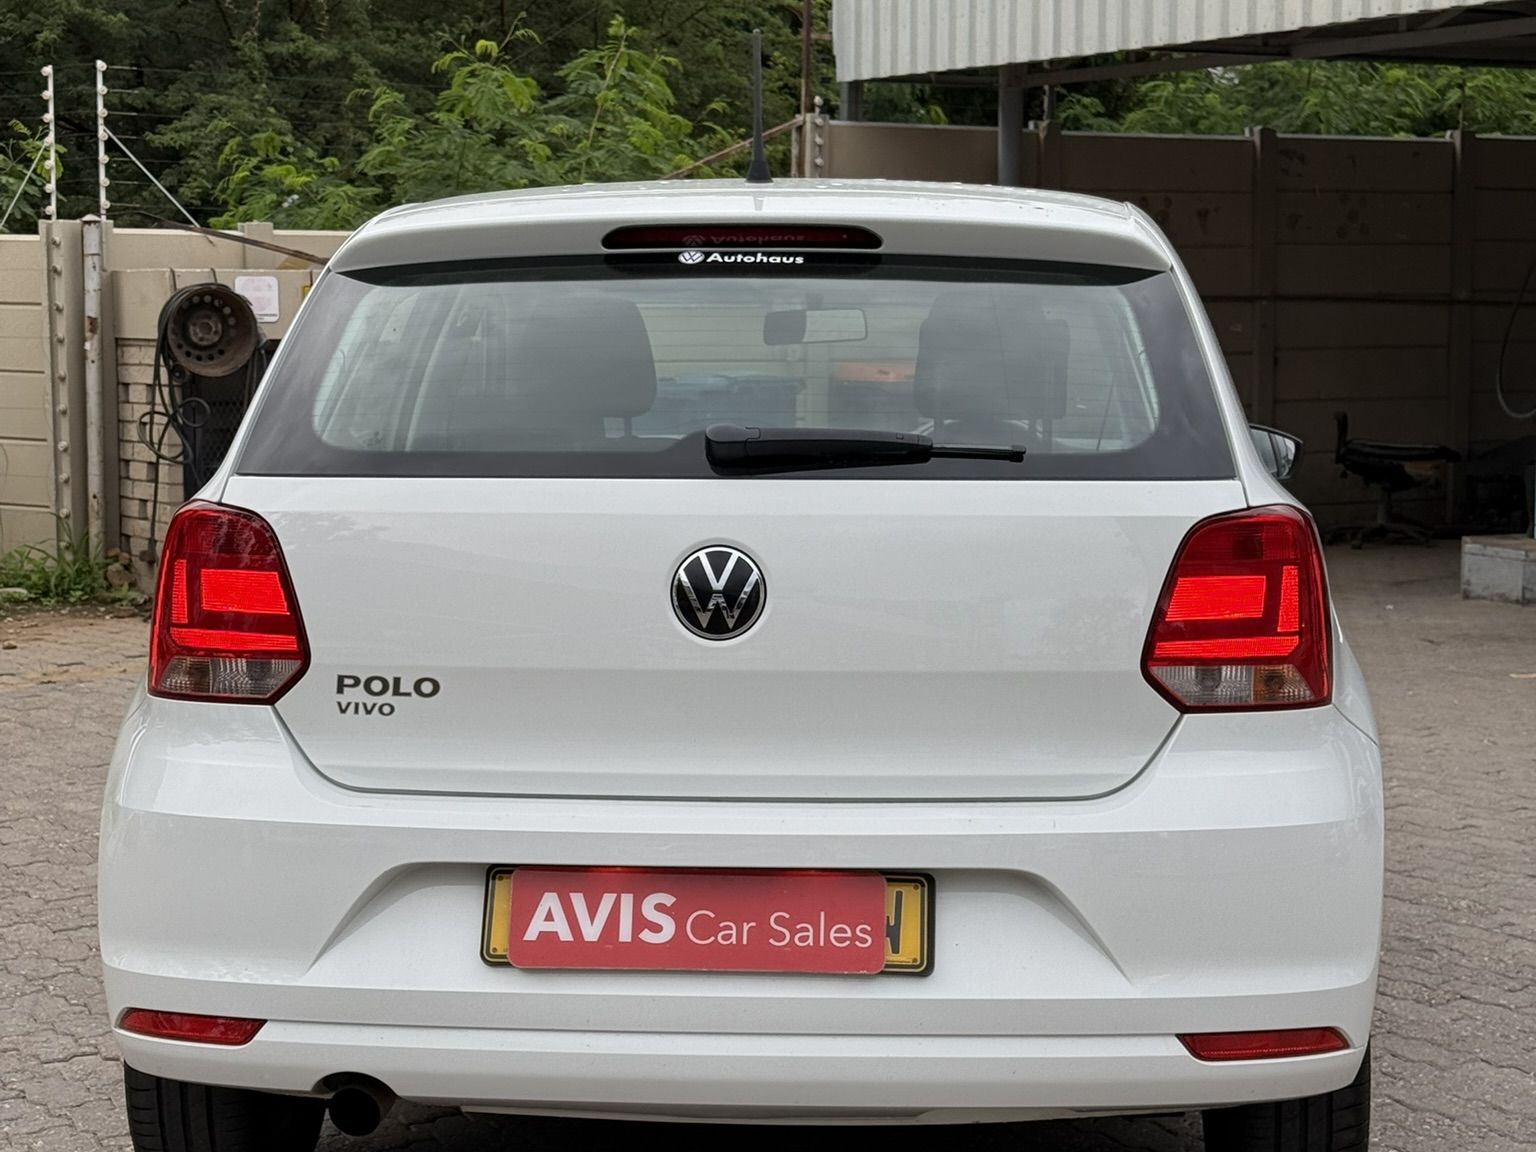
<box><xmin>1143</xmin><ymin>505</ymin><xmax>1330</xmax><ymax>711</ymax></box>
<box><xmin>149</xmin><ymin>501</ymin><xmax>309</xmax><ymax>703</ymax></box>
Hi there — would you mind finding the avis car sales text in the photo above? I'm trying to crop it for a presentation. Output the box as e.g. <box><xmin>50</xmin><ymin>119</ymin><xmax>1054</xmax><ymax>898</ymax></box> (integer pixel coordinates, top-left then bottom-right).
<box><xmin>522</xmin><ymin>890</ymin><xmax>877</xmax><ymax>949</ymax></box>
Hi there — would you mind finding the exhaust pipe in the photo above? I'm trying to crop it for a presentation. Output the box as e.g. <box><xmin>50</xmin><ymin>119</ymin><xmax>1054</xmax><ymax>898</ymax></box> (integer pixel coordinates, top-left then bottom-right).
<box><xmin>327</xmin><ymin>1079</ymin><xmax>396</xmax><ymax>1137</ymax></box>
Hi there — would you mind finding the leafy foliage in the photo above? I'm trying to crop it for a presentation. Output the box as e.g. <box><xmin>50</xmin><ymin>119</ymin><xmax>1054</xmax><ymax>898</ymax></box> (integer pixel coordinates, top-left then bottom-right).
<box><xmin>355</xmin><ymin>40</ymin><xmax>546</xmax><ymax>205</ymax></box>
<box><xmin>0</xmin><ymin>0</ymin><xmax>828</xmax><ymax>226</ymax></box>
<box><xmin>9</xmin><ymin>2</ymin><xmax>1536</xmax><ymax>232</ymax></box>
<box><xmin>212</xmin><ymin>17</ymin><xmax>731</xmax><ymax>228</ymax></box>
<box><xmin>545</xmin><ymin>17</ymin><xmax>727</xmax><ymax>184</ymax></box>
<box><xmin>1056</xmin><ymin>61</ymin><xmax>1536</xmax><ymax>137</ymax></box>
<box><xmin>0</xmin><ymin>121</ymin><xmax>61</xmax><ymax>233</ymax></box>
<box><xmin>210</xmin><ymin>130</ymin><xmax>379</xmax><ymax>229</ymax></box>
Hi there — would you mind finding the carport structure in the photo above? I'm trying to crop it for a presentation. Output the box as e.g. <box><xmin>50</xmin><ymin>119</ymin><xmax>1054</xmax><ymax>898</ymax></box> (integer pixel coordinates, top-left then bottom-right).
<box><xmin>836</xmin><ymin>2</ymin><xmax>1536</xmax><ymax>182</ymax></box>
<box><xmin>819</xmin><ymin>2</ymin><xmax>1536</xmax><ymax>547</ymax></box>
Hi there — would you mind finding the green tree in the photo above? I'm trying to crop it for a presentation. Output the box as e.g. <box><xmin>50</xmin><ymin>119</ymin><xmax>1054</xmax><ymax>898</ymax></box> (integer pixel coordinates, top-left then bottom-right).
<box><xmin>210</xmin><ymin>130</ymin><xmax>379</xmax><ymax>229</ymax></box>
<box><xmin>0</xmin><ymin>122</ymin><xmax>62</xmax><ymax>233</ymax></box>
<box><xmin>32</xmin><ymin>0</ymin><xmax>1536</xmax><ymax>234</ymax></box>
<box><xmin>543</xmin><ymin>16</ymin><xmax>728</xmax><ymax>183</ymax></box>
<box><xmin>353</xmin><ymin>32</ymin><xmax>553</xmax><ymax>207</ymax></box>
<box><xmin>0</xmin><ymin>1</ymin><xmax>842</xmax><ymax>223</ymax></box>
<box><xmin>211</xmin><ymin>17</ymin><xmax>731</xmax><ymax>228</ymax></box>
<box><xmin>1055</xmin><ymin>60</ymin><xmax>1536</xmax><ymax>136</ymax></box>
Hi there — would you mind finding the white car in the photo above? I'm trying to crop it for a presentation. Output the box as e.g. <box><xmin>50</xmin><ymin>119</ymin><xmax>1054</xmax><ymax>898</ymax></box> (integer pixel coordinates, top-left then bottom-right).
<box><xmin>99</xmin><ymin>179</ymin><xmax>1382</xmax><ymax>1152</ymax></box>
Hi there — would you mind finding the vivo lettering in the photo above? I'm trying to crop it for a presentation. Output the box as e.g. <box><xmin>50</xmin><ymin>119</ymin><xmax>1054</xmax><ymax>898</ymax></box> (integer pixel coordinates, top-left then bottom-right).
<box><xmin>337</xmin><ymin>700</ymin><xmax>395</xmax><ymax>716</ymax></box>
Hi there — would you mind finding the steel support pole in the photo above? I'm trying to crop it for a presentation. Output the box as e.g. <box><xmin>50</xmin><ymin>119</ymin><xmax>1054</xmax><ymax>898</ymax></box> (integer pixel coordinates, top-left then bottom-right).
<box><xmin>997</xmin><ymin>67</ymin><xmax>1024</xmax><ymax>186</ymax></box>
<box><xmin>839</xmin><ymin>80</ymin><xmax>863</xmax><ymax>121</ymax></box>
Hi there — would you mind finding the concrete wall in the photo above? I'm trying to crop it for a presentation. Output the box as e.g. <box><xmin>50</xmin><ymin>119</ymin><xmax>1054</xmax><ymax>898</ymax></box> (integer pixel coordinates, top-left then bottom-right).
<box><xmin>0</xmin><ymin>233</ymin><xmax>51</xmax><ymax>556</ymax></box>
<box><xmin>818</xmin><ymin>121</ymin><xmax>1536</xmax><ymax>528</ymax></box>
<box><xmin>0</xmin><ymin>222</ymin><xmax>88</xmax><ymax>558</ymax></box>
<box><xmin>0</xmin><ymin>220</ymin><xmax>342</xmax><ymax>572</ymax></box>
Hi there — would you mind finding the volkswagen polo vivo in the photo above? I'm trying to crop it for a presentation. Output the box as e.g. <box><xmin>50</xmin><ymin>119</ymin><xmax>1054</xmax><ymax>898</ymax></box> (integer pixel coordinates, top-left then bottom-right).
<box><xmin>99</xmin><ymin>179</ymin><xmax>1382</xmax><ymax>1152</ymax></box>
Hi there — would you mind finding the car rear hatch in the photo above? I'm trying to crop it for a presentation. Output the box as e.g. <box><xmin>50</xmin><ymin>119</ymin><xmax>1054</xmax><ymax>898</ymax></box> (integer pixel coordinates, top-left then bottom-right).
<box><xmin>222</xmin><ymin>228</ymin><xmax>1243</xmax><ymax>801</ymax></box>
<box><xmin>222</xmin><ymin>474</ymin><xmax>1241</xmax><ymax>799</ymax></box>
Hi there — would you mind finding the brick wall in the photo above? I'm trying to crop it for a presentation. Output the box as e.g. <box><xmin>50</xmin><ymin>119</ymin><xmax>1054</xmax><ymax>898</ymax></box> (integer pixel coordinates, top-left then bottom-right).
<box><xmin>116</xmin><ymin>339</ymin><xmax>183</xmax><ymax>570</ymax></box>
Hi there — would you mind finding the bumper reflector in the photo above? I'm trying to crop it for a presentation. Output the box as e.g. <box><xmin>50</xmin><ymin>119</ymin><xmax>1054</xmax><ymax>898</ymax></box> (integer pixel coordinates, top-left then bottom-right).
<box><xmin>119</xmin><ymin>1009</ymin><xmax>265</xmax><ymax>1046</ymax></box>
<box><xmin>1179</xmin><ymin>1027</ymin><xmax>1349</xmax><ymax>1062</ymax></box>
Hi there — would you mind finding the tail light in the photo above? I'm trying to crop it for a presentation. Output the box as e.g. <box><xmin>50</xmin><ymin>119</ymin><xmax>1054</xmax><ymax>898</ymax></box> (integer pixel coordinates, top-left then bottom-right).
<box><xmin>149</xmin><ymin>501</ymin><xmax>308</xmax><ymax>703</ymax></box>
<box><xmin>1143</xmin><ymin>505</ymin><xmax>1330</xmax><ymax>711</ymax></box>
<box><xmin>1180</xmin><ymin>1028</ymin><xmax>1349</xmax><ymax>1062</ymax></box>
<box><xmin>120</xmin><ymin>1009</ymin><xmax>264</xmax><ymax>1046</ymax></box>
<box><xmin>602</xmin><ymin>224</ymin><xmax>882</xmax><ymax>249</ymax></box>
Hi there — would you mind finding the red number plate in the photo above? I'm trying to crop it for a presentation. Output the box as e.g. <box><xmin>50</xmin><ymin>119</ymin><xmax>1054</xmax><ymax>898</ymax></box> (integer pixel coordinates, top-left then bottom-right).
<box><xmin>501</xmin><ymin>868</ymin><xmax>888</xmax><ymax>974</ymax></box>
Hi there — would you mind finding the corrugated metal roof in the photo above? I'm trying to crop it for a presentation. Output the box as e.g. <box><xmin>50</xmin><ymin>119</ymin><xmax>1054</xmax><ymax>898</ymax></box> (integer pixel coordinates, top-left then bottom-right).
<box><xmin>832</xmin><ymin>1</ymin><xmax>1473</xmax><ymax>81</ymax></box>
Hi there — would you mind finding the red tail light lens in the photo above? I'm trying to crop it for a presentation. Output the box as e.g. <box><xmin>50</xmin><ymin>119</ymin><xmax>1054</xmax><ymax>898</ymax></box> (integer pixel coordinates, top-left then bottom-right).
<box><xmin>1180</xmin><ymin>1028</ymin><xmax>1349</xmax><ymax>1062</ymax></box>
<box><xmin>149</xmin><ymin>501</ymin><xmax>308</xmax><ymax>703</ymax></box>
<box><xmin>119</xmin><ymin>1009</ymin><xmax>264</xmax><ymax>1046</ymax></box>
<box><xmin>1143</xmin><ymin>505</ymin><xmax>1330</xmax><ymax>710</ymax></box>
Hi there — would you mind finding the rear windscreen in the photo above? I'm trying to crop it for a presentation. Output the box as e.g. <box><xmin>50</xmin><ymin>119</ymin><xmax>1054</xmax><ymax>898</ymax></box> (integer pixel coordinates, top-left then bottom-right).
<box><xmin>237</xmin><ymin>255</ymin><xmax>1234</xmax><ymax>480</ymax></box>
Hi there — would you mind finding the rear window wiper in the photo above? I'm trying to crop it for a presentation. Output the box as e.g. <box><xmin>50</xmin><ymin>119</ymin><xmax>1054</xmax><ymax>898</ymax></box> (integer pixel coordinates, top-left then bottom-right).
<box><xmin>704</xmin><ymin>424</ymin><xmax>1025</xmax><ymax>472</ymax></box>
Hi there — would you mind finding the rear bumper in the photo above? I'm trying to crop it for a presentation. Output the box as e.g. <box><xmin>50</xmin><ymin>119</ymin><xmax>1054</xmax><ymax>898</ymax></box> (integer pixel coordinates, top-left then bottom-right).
<box><xmin>100</xmin><ymin>691</ymin><xmax>1382</xmax><ymax>1120</ymax></box>
<box><xmin>112</xmin><ymin>1024</ymin><xmax>1368</xmax><ymax>1123</ymax></box>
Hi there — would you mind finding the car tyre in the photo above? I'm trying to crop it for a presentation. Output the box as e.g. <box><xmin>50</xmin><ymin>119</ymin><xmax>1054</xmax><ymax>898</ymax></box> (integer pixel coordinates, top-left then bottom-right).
<box><xmin>1201</xmin><ymin>1046</ymin><xmax>1370</xmax><ymax>1152</ymax></box>
<box><xmin>124</xmin><ymin>1064</ymin><xmax>325</xmax><ymax>1152</ymax></box>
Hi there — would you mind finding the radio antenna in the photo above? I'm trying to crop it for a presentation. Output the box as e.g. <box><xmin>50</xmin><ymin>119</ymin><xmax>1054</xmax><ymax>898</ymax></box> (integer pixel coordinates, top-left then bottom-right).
<box><xmin>745</xmin><ymin>28</ymin><xmax>772</xmax><ymax>184</ymax></box>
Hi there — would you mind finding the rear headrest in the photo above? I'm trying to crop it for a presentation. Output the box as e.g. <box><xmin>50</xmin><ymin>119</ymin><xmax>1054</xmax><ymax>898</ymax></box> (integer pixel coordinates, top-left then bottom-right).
<box><xmin>914</xmin><ymin>289</ymin><xmax>1069</xmax><ymax>423</ymax></box>
<box><xmin>516</xmin><ymin>295</ymin><xmax>657</xmax><ymax>423</ymax></box>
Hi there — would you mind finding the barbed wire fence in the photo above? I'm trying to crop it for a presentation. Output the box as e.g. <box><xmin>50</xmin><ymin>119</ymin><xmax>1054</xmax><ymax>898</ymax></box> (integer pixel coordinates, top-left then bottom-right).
<box><xmin>0</xmin><ymin>64</ymin><xmax>57</xmax><ymax>232</ymax></box>
<box><xmin>94</xmin><ymin>60</ymin><xmax>109</xmax><ymax>219</ymax></box>
<box><xmin>41</xmin><ymin>64</ymin><xmax>56</xmax><ymax>223</ymax></box>
<box><xmin>0</xmin><ymin>61</ymin><xmax>203</xmax><ymax>232</ymax></box>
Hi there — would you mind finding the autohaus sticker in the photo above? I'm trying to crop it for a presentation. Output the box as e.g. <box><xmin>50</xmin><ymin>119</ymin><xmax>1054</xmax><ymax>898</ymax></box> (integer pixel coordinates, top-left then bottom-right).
<box><xmin>678</xmin><ymin>250</ymin><xmax>805</xmax><ymax>265</ymax></box>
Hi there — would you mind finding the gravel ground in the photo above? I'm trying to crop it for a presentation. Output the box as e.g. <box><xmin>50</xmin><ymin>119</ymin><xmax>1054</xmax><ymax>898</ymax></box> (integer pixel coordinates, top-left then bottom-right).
<box><xmin>1</xmin><ymin>544</ymin><xmax>1532</xmax><ymax>1151</ymax></box>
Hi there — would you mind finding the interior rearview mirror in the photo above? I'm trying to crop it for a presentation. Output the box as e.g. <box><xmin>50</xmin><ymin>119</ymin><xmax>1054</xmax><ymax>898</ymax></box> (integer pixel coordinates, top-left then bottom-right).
<box><xmin>1249</xmin><ymin>424</ymin><xmax>1303</xmax><ymax>483</ymax></box>
<box><xmin>763</xmin><ymin>308</ymin><xmax>868</xmax><ymax>346</ymax></box>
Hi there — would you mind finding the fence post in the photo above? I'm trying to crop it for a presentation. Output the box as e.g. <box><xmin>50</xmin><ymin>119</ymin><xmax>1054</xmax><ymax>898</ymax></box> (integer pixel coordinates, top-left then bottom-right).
<box><xmin>1447</xmin><ymin>129</ymin><xmax>1476</xmax><ymax>523</ymax></box>
<box><xmin>82</xmin><ymin>217</ymin><xmax>106</xmax><ymax>548</ymax></box>
<box><xmin>1249</xmin><ymin>126</ymin><xmax>1278</xmax><ymax>426</ymax></box>
<box><xmin>95</xmin><ymin>61</ymin><xmax>111</xmax><ymax>220</ymax></box>
<box><xmin>40</xmin><ymin>221</ymin><xmax>85</xmax><ymax>541</ymax></box>
<box><xmin>809</xmin><ymin>96</ymin><xmax>827</xmax><ymax>177</ymax></box>
<box><xmin>39</xmin><ymin>66</ymin><xmax>56</xmax><ymax>223</ymax></box>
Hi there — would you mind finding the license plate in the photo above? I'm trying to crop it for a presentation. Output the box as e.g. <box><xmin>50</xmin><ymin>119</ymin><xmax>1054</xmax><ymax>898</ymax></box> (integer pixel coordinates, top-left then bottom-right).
<box><xmin>482</xmin><ymin>868</ymin><xmax>931</xmax><ymax>975</ymax></box>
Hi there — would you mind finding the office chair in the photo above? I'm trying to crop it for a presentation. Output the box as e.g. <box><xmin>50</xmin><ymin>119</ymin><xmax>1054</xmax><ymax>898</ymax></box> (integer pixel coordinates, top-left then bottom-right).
<box><xmin>1326</xmin><ymin>411</ymin><xmax>1460</xmax><ymax>548</ymax></box>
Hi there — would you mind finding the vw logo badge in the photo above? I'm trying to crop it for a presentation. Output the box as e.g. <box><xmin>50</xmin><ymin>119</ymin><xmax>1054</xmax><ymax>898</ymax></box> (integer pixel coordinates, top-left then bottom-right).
<box><xmin>672</xmin><ymin>546</ymin><xmax>765</xmax><ymax>640</ymax></box>
<box><xmin>677</xmin><ymin>249</ymin><xmax>706</xmax><ymax>265</ymax></box>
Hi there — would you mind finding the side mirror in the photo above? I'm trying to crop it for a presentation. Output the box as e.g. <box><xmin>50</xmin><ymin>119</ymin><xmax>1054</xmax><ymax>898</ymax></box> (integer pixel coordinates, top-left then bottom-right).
<box><xmin>1249</xmin><ymin>424</ymin><xmax>1303</xmax><ymax>483</ymax></box>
